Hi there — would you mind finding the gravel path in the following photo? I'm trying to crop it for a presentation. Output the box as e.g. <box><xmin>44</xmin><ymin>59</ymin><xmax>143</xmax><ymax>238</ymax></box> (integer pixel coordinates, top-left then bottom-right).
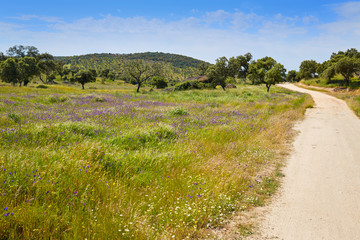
<box><xmin>249</xmin><ymin>83</ymin><xmax>360</xmax><ymax>239</ymax></box>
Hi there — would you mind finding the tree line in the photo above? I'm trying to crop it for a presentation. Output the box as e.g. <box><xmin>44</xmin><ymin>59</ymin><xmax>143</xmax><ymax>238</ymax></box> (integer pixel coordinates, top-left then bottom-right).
<box><xmin>3</xmin><ymin>45</ymin><xmax>357</xmax><ymax>92</ymax></box>
<box><xmin>0</xmin><ymin>45</ymin><xmax>119</xmax><ymax>89</ymax></box>
<box><xmin>0</xmin><ymin>46</ymin><xmax>286</xmax><ymax>92</ymax></box>
<box><xmin>195</xmin><ymin>53</ymin><xmax>286</xmax><ymax>92</ymax></box>
<box><xmin>0</xmin><ymin>46</ymin><xmax>59</xmax><ymax>87</ymax></box>
<box><xmin>295</xmin><ymin>48</ymin><xmax>360</xmax><ymax>87</ymax></box>
<box><xmin>55</xmin><ymin>53</ymin><xmax>208</xmax><ymax>82</ymax></box>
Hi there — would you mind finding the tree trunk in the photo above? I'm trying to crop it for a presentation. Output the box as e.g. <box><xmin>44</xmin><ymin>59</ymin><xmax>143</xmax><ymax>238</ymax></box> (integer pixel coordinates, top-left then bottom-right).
<box><xmin>137</xmin><ymin>83</ymin><xmax>141</xmax><ymax>93</ymax></box>
<box><xmin>39</xmin><ymin>74</ymin><xmax>45</xmax><ymax>84</ymax></box>
<box><xmin>81</xmin><ymin>83</ymin><xmax>85</xmax><ymax>90</ymax></box>
<box><xmin>266</xmin><ymin>83</ymin><xmax>271</xmax><ymax>92</ymax></box>
<box><xmin>221</xmin><ymin>85</ymin><xmax>226</xmax><ymax>91</ymax></box>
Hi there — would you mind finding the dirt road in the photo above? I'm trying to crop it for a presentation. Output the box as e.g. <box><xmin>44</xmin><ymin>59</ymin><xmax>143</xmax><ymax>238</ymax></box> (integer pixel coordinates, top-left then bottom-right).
<box><xmin>250</xmin><ymin>84</ymin><xmax>360</xmax><ymax>239</ymax></box>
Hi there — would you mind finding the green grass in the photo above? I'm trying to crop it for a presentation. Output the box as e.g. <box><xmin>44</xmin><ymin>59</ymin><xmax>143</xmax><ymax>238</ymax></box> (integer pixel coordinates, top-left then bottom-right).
<box><xmin>301</xmin><ymin>74</ymin><xmax>360</xmax><ymax>89</ymax></box>
<box><xmin>0</xmin><ymin>82</ymin><xmax>313</xmax><ymax>239</ymax></box>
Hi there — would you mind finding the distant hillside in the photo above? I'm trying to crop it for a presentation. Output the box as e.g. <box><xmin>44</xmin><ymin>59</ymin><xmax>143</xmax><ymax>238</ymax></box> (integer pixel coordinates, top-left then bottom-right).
<box><xmin>55</xmin><ymin>52</ymin><xmax>210</xmax><ymax>80</ymax></box>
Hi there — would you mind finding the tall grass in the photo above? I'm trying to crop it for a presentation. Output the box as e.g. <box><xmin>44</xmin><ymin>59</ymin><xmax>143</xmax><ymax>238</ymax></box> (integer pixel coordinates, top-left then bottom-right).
<box><xmin>0</xmin><ymin>84</ymin><xmax>312</xmax><ymax>239</ymax></box>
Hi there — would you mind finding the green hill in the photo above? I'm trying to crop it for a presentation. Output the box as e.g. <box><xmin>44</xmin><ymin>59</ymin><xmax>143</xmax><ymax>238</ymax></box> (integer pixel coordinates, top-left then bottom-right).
<box><xmin>55</xmin><ymin>52</ymin><xmax>210</xmax><ymax>80</ymax></box>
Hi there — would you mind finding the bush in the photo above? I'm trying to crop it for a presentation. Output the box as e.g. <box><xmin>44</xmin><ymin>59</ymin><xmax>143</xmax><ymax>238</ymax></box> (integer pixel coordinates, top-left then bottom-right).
<box><xmin>8</xmin><ymin>113</ymin><xmax>21</xmax><ymax>124</ymax></box>
<box><xmin>48</xmin><ymin>95</ymin><xmax>68</xmax><ymax>103</ymax></box>
<box><xmin>174</xmin><ymin>80</ymin><xmax>212</xmax><ymax>91</ymax></box>
<box><xmin>36</xmin><ymin>85</ymin><xmax>48</xmax><ymax>89</ymax></box>
<box><xmin>168</xmin><ymin>79</ymin><xmax>180</xmax><ymax>86</ymax></box>
<box><xmin>150</xmin><ymin>76</ymin><xmax>168</xmax><ymax>89</ymax></box>
<box><xmin>225</xmin><ymin>77</ymin><xmax>236</xmax><ymax>84</ymax></box>
<box><xmin>169</xmin><ymin>107</ymin><xmax>188</xmax><ymax>116</ymax></box>
<box><xmin>92</xmin><ymin>96</ymin><xmax>107</xmax><ymax>102</ymax></box>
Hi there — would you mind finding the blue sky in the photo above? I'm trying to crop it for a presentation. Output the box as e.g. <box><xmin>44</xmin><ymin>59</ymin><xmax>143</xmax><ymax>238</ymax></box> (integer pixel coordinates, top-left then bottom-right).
<box><xmin>0</xmin><ymin>0</ymin><xmax>359</xmax><ymax>70</ymax></box>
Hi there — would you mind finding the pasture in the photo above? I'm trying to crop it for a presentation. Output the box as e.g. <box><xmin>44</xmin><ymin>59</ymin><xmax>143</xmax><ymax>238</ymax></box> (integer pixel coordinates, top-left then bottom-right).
<box><xmin>0</xmin><ymin>83</ymin><xmax>312</xmax><ymax>239</ymax></box>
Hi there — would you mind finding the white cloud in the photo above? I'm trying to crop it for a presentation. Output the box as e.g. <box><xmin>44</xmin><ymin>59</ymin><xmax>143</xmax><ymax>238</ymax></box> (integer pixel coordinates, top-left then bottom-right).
<box><xmin>319</xmin><ymin>1</ymin><xmax>360</xmax><ymax>38</ymax></box>
<box><xmin>0</xmin><ymin>22</ymin><xmax>22</xmax><ymax>32</ymax></box>
<box><xmin>334</xmin><ymin>1</ymin><xmax>360</xmax><ymax>18</ymax></box>
<box><xmin>10</xmin><ymin>15</ymin><xmax>64</xmax><ymax>23</ymax></box>
<box><xmin>1</xmin><ymin>3</ymin><xmax>360</xmax><ymax>71</ymax></box>
<box><xmin>258</xmin><ymin>13</ymin><xmax>307</xmax><ymax>38</ymax></box>
<box><xmin>204</xmin><ymin>10</ymin><xmax>231</xmax><ymax>25</ymax></box>
<box><xmin>0</xmin><ymin>11</ymin><xmax>314</xmax><ymax>69</ymax></box>
<box><xmin>302</xmin><ymin>15</ymin><xmax>318</xmax><ymax>25</ymax></box>
<box><xmin>231</xmin><ymin>12</ymin><xmax>261</xmax><ymax>31</ymax></box>
<box><xmin>52</xmin><ymin>15</ymin><xmax>165</xmax><ymax>33</ymax></box>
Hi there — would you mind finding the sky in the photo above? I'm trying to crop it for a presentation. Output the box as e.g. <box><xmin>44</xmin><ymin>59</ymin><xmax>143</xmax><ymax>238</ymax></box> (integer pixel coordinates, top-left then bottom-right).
<box><xmin>1</xmin><ymin>0</ymin><xmax>360</xmax><ymax>70</ymax></box>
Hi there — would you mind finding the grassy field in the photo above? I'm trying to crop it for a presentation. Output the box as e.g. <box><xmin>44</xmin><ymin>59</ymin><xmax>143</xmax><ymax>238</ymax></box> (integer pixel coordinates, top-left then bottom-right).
<box><xmin>0</xmin><ymin>81</ymin><xmax>313</xmax><ymax>239</ymax></box>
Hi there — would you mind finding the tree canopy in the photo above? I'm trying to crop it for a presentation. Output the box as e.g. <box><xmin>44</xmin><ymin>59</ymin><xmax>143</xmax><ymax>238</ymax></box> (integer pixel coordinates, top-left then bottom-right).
<box><xmin>6</xmin><ymin>45</ymin><xmax>39</xmax><ymax>58</ymax></box>
<box><xmin>247</xmin><ymin>57</ymin><xmax>277</xmax><ymax>85</ymax></box>
<box><xmin>264</xmin><ymin>63</ymin><xmax>286</xmax><ymax>92</ymax></box>
<box><xmin>298</xmin><ymin>48</ymin><xmax>360</xmax><ymax>87</ymax></box>
<box><xmin>18</xmin><ymin>57</ymin><xmax>39</xmax><ymax>86</ymax></box>
<box><xmin>299</xmin><ymin>60</ymin><xmax>318</xmax><ymax>80</ymax></box>
<box><xmin>124</xmin><ymin>60</ymin><xmax>160</xmax><ymax>93</ymax></box>
<box><xmin>285</xmin><ymin>70</ymin><xmax>299</xmax><ymax>82</ymax></box>
<box><xmin>206</xmin><ymin>57</ymin><xmax>230</xmax><ymax>91</ymax></box>
<box><xmin>0</xmin><ymin>58</ymin><xmax>20</xmax><ymax>86</ymax></box>
<box><xmin>70</xmin><ymin>70</ymin><xmax>96</xmax><ymax>89</ymax></box>
<box><xmin>334</xmin><ymin>57</ymin><xmax>360</xmax><ymax>87</ymax></box>
<box><xmin>228</xmin><ymin>53</ymin><xmax>252</xmax><ymax>79</ymax></box>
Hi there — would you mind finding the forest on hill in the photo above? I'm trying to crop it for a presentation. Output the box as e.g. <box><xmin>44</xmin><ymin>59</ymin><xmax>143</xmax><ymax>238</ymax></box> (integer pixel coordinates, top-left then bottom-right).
<box><xmin>0</xmin><ymin>45</ymin><xmax>295</xmax><ymax>93</ymax></box>
<box><xmin>2</xmin><ymin>45</ymin><xmax>360</xmax><ymax>94</ymax></box>
<box><xmin>55</xmin><ymin>52</ymin><xmax>210</xmax><ymax>81</ymax></box>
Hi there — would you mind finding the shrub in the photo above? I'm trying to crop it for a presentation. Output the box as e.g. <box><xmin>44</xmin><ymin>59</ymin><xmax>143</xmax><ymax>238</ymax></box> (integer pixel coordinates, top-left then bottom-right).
<box><xmin>36</xmin><ymin>85</ymin><xmax>48</xmax><ymax>89</ymax></box>
<box><xmin>8</xmin><ymin>113</ymin><xmax>21</xmax><ymax>124</ymax></box>
<box><xmin>174</xmin><ymin>80</ymin><xmax>212</xmax><ymax>91</ymax></box>
<box><xmin>150</xmin><ymin>76</ymin><xmax>168</xmax><ymax>89</ymax></box>
<box><xmin>92</xmin><ymin>96</ymin><xmax>107</xmax><ymax>102</ymax></box>
<box><xmin>48</xmin><ymin>95</ymin><xmax>68</xmax><ymax>103</ymax></box>
<box><xmin>225</xmin><ymin>77</ymin><xmax>237</xmax><ymax>84</ymax></box>
<box><xmin>109</xmin><ymin>124</ymin><xmax>177</xmax><ymax>150</ymax></box>
<box><xmin>169</xmin><ymin>107</ymin><xmax>188</xmax><ymax>116</ymax></box>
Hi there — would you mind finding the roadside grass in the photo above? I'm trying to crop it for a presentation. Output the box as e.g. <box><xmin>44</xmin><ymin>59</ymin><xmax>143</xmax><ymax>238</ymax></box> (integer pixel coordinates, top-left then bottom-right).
<box><xmin>0</xmin><ymin>83</ymin><xmax>313</xmax><ymax>239</ymax></box>
<box><xmin>328</xmin><ymin>90</ymin><xmax>360</xmax><ymax>117</ymax></box>
<box><xmin>299</xmin><ymin>79</ymin><xmax>360</xmax><ymax>117</ymax></box>
<box><xmin>301</xmin><ymin>75</ymin><xmax>360</xmax><ymax>89</ymax></box>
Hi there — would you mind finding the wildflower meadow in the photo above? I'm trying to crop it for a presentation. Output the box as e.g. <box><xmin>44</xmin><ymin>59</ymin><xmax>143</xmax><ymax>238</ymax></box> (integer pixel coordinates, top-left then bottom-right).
<box><xmin>0</xmin><ymin>84</ymin><xmax>312</xmax><ymax>239</ymax></box>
